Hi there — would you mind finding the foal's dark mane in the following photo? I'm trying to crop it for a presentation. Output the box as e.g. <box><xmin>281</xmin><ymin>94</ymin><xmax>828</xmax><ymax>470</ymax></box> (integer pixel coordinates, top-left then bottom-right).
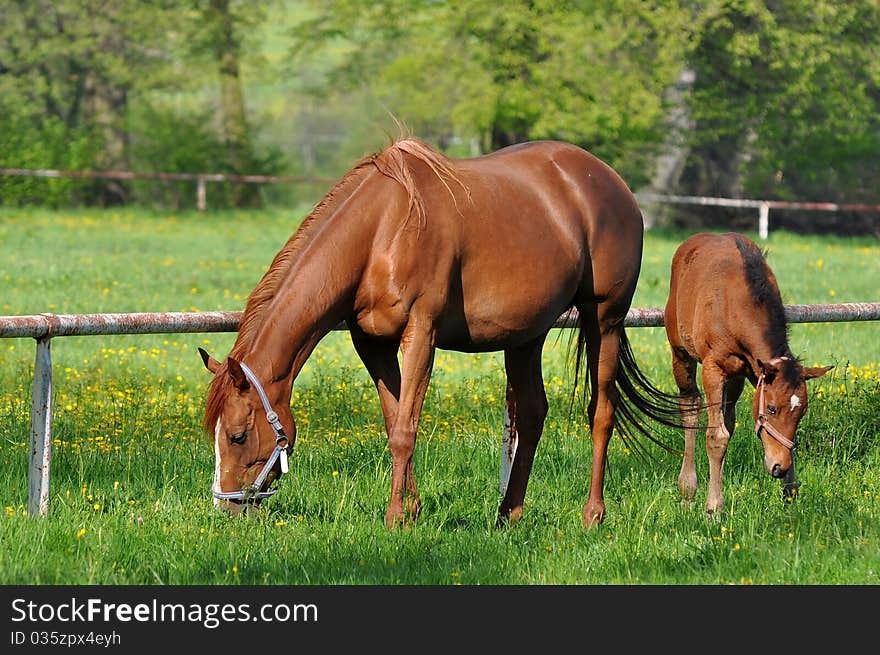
<box><xmin>734</xmin><ymin>235</ymin><xmax>800</xmax><ymax>384</ymax></box>
<box><xmin>204</xmin><ymin>137</ymin><xmax>465</xmax><ymax>436</ymax></box>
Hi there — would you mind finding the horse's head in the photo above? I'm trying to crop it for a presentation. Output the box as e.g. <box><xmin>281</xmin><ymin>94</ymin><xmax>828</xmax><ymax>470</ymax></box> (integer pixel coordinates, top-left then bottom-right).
<box><xmin>199</xmin><ymin>347</ymin><xmax>295</xmax><ymax>515</ymax></box>
<box><xmin>753</xmin><ymin>357</ymin><xmax>832</xmax><ymax>478</ymax></box>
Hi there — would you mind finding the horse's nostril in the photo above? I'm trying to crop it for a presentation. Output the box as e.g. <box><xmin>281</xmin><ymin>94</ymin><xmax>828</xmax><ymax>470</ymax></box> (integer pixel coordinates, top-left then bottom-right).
<box><xmin>771</xmin><ymin>463</ymin><xmax>785</xmax><ymax>478</ymax></box>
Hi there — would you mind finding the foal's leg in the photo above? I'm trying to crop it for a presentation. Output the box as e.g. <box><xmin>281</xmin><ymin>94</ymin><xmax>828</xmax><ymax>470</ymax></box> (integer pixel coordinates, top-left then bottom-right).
<box><xmin>672</xmin><ymin>347</ymin><xmax>702</xmax><ymax>502</ymax></box>
<box><xmin>497</xmin><ymin>335</ymin><xmax>548</xmax><ymax>527</ymax></box>
<box><xmin>721</xmin><ymin>377</ymin><xmax>744</xmax><ymax>439</ymax></box>
<box><xmin>581</xmin><ymin>316</ymin><xmax>623</xmax><ymax>528</ymax></box>
<box><xmin>702</xmin><ymin>365</ymin><xmax>730</xmax><ymax>517</ymax></box>
<box><xmin>383</xmin><ymin>318</ymin><xmax>436</xmax><ymax>528</ymax></box>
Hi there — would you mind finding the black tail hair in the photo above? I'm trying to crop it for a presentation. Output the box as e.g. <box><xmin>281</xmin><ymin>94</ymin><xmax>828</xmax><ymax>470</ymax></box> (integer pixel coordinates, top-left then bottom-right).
<box><xmin>570</xmin><ymin>316</ymin><xmax>685</xmax><ymax>460</ymax></box>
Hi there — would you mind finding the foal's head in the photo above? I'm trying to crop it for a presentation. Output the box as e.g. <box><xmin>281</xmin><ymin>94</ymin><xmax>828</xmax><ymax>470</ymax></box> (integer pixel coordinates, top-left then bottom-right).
<box><xmin>753</xmin><ymin>357</ymin><xmax>832</xmax><ymax>478</ymax></box>
<box><xmin>200</xmin><ymin>348</ymin><xmax>296</xmax><ymax>514</ymax></box>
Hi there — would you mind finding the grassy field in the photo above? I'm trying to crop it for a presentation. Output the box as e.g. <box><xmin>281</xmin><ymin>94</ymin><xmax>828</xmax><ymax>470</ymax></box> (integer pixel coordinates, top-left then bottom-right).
<box><xmin>0</xmin><ymin>206</ymin><xmax>878</xmax><ymax>585</ymax></box>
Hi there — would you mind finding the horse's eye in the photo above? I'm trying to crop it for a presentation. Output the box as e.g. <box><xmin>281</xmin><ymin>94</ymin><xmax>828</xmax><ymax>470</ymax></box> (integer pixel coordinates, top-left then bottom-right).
<box><xmin>767</xmin><ymin>405</ymin><xmax>777</xmax><ymax>415</ymax></box>
<box><xmin>229</xmin><ymin>429</ymin><xmax>248</xmax><ymax>445</ymax></box>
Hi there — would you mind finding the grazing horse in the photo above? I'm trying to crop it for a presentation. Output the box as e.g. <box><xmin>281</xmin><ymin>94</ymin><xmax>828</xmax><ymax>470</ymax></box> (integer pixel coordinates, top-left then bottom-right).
<box><xmin>664</xmin><ymin>232</ymin><xmax>832</xmax><ymax>516</ymax></box>
<box><xmin>199</xmin><ymin>136</ymin><xmax>679</xmax><ymax>529</ymax></box>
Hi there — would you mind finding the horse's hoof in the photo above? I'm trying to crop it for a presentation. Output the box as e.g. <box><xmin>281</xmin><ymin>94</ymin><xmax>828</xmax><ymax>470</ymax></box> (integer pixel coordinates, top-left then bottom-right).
<box><xmin>495</xmin><ymin>505</ymin><xmax>523</xmax><ymax>528</ymax></box>
<box><xmin>705</xmin><ymin>505</ymin><xmax>724</xmax><ymax>520</ymax></box>
<box><xmin>678</xmin><ymin>481</ymin><xmax>698</xmax><ymax>502</ymax></box>
<box><xmin>405</xmin><ymin>498</ymin><xmax>422</xmax><ymax>519</ymax></box>
<box><xmin>384</xmin><ymin>510</ymin><xmax>406</xmax><ymax>530</ymax></box>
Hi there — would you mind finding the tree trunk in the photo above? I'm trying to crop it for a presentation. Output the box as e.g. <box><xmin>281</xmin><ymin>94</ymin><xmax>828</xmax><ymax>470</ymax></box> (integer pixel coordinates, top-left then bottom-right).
<box><xmin>209</xmin><ymin>0</ymin><xmax>260</xmax><ymax>207</ymax></box>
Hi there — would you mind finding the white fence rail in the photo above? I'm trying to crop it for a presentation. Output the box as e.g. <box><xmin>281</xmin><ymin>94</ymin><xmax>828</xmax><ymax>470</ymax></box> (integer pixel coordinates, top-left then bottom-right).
<box><xmin>3</xmin><ymin>167</ymin><xmax>879</xmax><ymax>238</ymax></box>
<box><xmin>3</xmin><ymin>303</ymin><xmax>880</xmax><ymax>516</ymax></box>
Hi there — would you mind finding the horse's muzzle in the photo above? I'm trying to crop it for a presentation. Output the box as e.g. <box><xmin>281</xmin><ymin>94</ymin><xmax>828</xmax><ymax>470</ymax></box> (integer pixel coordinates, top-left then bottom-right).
<box><xmin>770</xmin><ymin>463</ymin><xmax>787</xmax><ymax>478</ymax></box>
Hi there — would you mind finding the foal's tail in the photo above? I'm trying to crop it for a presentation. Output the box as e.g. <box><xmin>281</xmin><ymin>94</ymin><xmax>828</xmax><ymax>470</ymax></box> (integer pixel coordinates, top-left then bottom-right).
<box><xmin>572</xmin><ymin>320</ymin><xmax>684</xmax><ymax>458</ymax></box>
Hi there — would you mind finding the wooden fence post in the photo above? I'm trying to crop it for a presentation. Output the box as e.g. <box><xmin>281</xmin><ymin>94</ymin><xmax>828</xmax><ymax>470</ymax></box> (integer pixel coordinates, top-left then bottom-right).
<box><xmin>759</xmin><ymin>202</ymin><xmax>770</xmax><ymax>240</ymax></box>
<box><xmin>197</xmin><ymin>177</ymin><xmax>207</xmax><ymax>211</ymax></box>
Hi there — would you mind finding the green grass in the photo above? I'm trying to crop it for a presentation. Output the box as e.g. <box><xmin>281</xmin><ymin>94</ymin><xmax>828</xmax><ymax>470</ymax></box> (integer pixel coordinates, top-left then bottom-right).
<box><xmin>1</xmin><ymin>207</ymin><xmax>878</xmax><ymax>584</ymax></box>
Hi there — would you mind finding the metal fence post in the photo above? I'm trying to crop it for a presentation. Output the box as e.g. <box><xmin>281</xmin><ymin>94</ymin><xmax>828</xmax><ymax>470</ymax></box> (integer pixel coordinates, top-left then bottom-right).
<box><xmin>28</xmin><ymin>336</ymin><xmax>53</xmax><ymax>517</ymax></box>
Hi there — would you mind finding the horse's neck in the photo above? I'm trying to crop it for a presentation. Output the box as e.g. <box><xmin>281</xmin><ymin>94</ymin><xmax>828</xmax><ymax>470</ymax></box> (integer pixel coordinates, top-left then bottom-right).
<box><xmin>243</xmin><ymin>209</ymin><xmax>373</xmax><ymax>390</ymax></box>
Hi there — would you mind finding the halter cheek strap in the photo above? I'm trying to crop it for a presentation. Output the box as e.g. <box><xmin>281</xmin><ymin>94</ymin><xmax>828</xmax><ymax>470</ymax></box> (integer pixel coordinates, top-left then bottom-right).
<box><xmin>754</xmin><ymin>357</ymin><xmax>797</xmax><ymax>451</ymax></box>
<box><xmin>211</xmin><ymin>361</ymin><xmax>294</xmax><ymax>502</ymax></box>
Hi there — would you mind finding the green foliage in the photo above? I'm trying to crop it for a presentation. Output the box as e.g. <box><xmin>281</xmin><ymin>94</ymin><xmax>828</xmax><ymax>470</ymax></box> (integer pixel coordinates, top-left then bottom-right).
<box><xmin>685</xmin><ymin>0</ymin><xmax>880</xmax><ymax>205</ymax></box>
<box><xmin>0</xmin><ymin>0</ymin><xmax>286</xmax><ymax>208</ymax></box>
<box><xmin>0</xmin><ymin>98</ymin><xmax>102</xmax><ymax>206</ymax></box>
<box><xmin>289</xmin><ymin>1</ymin><xmax>691</xmax><ymax>186</ymax></box>
<box><xmin>1</xmin><ymin>0</ymin><xmax>878</xmax><ymax>222</ymax></box>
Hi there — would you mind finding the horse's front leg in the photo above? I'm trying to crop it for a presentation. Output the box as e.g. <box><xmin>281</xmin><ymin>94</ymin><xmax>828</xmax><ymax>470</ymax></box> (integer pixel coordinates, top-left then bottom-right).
<box><xmin>384</xmin><ymin>319</ymin><xmax>435</xmax><ymax>528</ymax></box>
<box><xmin>702</xmin><ymin>366</ymin><xmax>730</xmax><ymax>517</ymax></box>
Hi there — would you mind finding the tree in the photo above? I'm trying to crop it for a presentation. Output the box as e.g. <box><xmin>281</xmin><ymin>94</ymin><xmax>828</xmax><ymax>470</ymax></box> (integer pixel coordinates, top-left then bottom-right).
<box><xmin>289</xmin><ymin>0</ymin><xmax>692</xmax><ymax>187</ymax></box>
<box><xmin>678</xmin><ymin>0</ymin><xmax>880</xmax><ymax>233</ymax></box>
<box><xmin>192</xmin><ymin>0</ymin><xmax>270</xmax><ymax>207</ymax></box>
<box><xmin>0</xmin><ymin>0</ymin><xmax>188</xmax><ymax>204</ymax></box>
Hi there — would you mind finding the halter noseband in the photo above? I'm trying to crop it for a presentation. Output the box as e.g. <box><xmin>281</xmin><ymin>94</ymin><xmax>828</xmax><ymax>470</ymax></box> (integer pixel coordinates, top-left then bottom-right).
<box><xmin>754</xmin><ymin>357</ymin><xmax>796</xmax><ymax>451</ymax></box>
<box><xmin>212</xmin><ymin>361</ymin><xmax>293</xmax><ymax>503</ymax></box>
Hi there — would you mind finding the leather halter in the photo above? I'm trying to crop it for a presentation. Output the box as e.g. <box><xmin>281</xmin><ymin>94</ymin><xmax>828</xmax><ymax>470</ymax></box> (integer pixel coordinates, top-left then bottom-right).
<box><xmin>754</xmin><ymin>357</ymin><xmax>796</xmax><ymax>450</ymax></box>
<box><xmin>211</xmin><ymin>361</ymin><xmax>293</xmax><ymax>503</ymax></box>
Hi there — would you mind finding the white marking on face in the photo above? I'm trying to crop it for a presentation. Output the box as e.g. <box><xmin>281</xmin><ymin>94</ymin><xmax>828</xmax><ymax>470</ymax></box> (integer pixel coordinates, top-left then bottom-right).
<box><xmin>790</xmin><ymin>394</ymin><xmax>801</xmax><ymax>410</ymax></box>
<box><xmin>213</xmin><ymin>418</ymin><xmax>222</xmax><ymax>507</ymax></box>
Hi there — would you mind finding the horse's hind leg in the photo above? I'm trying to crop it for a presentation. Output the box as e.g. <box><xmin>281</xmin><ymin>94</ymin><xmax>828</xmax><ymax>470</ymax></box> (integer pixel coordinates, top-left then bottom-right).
<box><xmin>672</xmin><ymin>347</ymin><xmax>702</xmax><ymax>502</ymax></box>
<box><xmin>581</xmin><ymin>314</ymin><xmax>624</xmax><ymax>528</ymax></box>
<box><xmin>496</xmin><ymin>335</ymin><xmax>548</xmax><ymax>527</ymax></box>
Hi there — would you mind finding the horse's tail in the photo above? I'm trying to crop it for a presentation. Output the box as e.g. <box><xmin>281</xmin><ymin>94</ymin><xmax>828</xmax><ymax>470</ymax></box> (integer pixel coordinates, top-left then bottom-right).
<box><xmin>572</xmin><ymin>317</ymin><xmax>683</xmax><ymax>459</ymax></box>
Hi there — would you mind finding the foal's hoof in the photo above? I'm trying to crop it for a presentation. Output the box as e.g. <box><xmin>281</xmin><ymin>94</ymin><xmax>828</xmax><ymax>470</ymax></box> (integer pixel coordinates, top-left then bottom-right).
<box><xmin>582</xmin><ymin>502</ymin><xmax>605</xmax><ymax>528</ymax></box>
<box><xmin>704</xmin><ymin>505</ymin><xmax>724</xmax><ymax>520</ymax></box>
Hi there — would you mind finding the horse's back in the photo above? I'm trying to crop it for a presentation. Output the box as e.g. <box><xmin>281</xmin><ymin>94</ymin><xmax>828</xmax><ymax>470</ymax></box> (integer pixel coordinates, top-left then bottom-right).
<box><xmin>457</xmin><ymin>140</ymin><xmax>645</xmax><ymax>292</ymax></box>
<box><xmin>665</xmin><ymin>232</ymin><xmax>763</xmax><ymax>359</ymax></box>
<box><xmin>448</xmin><ymin>141</ymin><xmax>644</xmax><ymax>343</ymax></box>
<box><xmin>354</xmin><ymin>139</ymin><xmax>647</xmax><ymax>350</ymax></box>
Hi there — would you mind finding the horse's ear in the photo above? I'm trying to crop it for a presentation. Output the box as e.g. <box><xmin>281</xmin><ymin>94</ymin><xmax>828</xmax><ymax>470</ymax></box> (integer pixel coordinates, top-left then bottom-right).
<box><xmin>756</xmin><ymin>359</ymin><xmax>779</xmax><ymax>380</ymax></box>
<box><xmin>199</xmin><ymin>347</ymin><xmax>222</xmax><ymax>374</ymax></box>
<box><xmin>226</xmin><ymin>357</ymin><xmax>251</xmax><ymax>392</ymax></box>
<box><xmin>804</xmin><ymin>365</ymin><xmax>833</xmax><ymax>381</ymax></box>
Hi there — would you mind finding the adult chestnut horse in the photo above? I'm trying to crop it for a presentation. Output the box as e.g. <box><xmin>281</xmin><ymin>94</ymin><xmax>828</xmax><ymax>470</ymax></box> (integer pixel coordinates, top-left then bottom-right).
<box><xmin>665</xmin><ymin>232</ymin><xmax>831</xmax><ymax>516</ymax></box>
<box><xmin>199</xmin><ymin>137</ymin><xmax>679</xmax><ymax>529</ymax></box>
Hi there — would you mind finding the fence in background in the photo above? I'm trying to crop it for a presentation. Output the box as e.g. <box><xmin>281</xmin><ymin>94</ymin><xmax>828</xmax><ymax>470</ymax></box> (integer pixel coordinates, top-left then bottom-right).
<box><xmin>3</xmin><ymin>167</ymin><xmax>880</xmax><ymax>239</ymax></box>
<box><xmin>0</xmin><ymin>167</ymin><xmax>335</xmax><ymax>212</ymax></box>
<box><xmin>3</xmin><ymin>302</ymin><xmax>880</xmax><ymax>517</ymax></box>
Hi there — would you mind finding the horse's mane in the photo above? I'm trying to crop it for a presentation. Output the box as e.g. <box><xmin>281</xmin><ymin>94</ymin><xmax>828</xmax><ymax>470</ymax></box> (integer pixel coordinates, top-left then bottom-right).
<box><xmin>204</xmin><ymin>136</ymin><xmax>466</xmax><ymax>436</ymax></box>
<box><xmin>734</xmin><ymin>235</ymin><xmax>800</xmax><ymax>384</ymax></box>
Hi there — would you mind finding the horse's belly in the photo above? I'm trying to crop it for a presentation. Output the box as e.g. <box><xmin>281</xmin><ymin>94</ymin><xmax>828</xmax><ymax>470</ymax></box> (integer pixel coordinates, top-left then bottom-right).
<box><xmin>435</xmin><ymin>293</ymin><xmax>570</xmax><ymax>352</ymax></box>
